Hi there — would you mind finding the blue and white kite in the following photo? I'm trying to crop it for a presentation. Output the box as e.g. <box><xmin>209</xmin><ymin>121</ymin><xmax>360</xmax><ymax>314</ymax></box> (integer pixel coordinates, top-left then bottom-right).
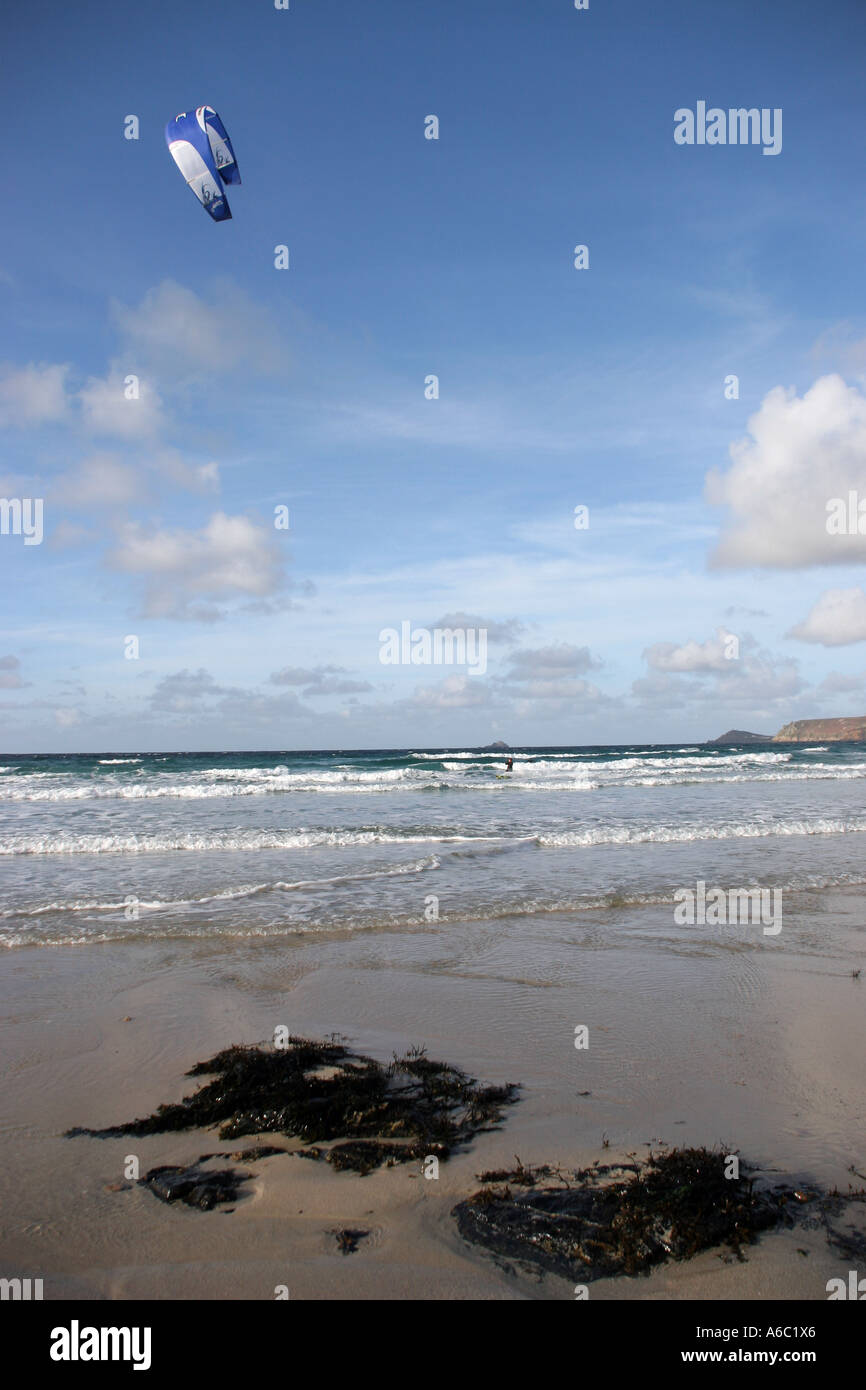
<box><xmin>165</xmin><ymin>106</ymin><xmax>241</xmax><ymax>222</ymax></box>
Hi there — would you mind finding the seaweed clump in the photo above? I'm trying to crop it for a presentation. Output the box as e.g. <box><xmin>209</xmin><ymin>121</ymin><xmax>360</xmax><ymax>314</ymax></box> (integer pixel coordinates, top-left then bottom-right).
<box><xmin>331</xmin><ymin>1228</ymin><xmax>370</xmax><ymax>1255</ymax></box>
<box><xmin>68</xmin><ymin>1037</ymin><xmax>518</xmax><ymax>1175</ymax></box>
<box><xmin>454</xmin><ymin>1147</ymin><xmax>785</xmax><ymax>1282</ymax></box>
<box><xmin>142</xmin><ymin>1164</ymin><xmax>250</xmax><ymax>1211</ymax></box>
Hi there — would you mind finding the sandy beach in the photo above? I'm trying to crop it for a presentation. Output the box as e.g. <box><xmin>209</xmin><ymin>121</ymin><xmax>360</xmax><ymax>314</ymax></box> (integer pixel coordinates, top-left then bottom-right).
<box><xmin>2</xmin><ymin>885</ymin><xmax>864</xmax><ymax>1301</ymax></box>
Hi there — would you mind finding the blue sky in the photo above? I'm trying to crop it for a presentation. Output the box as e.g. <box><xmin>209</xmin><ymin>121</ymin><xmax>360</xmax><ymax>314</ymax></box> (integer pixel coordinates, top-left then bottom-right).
<box><xmin>3</xmin><ymin>0</ymin><xmax>866</xmax><ymax>751</ymax></box>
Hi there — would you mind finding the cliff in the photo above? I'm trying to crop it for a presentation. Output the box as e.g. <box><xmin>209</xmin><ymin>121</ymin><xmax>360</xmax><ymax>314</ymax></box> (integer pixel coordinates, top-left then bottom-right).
<box><xmin>773</xmin><ymin>716</ymin><xmax>866</xmax><ymax>743</ymax></box>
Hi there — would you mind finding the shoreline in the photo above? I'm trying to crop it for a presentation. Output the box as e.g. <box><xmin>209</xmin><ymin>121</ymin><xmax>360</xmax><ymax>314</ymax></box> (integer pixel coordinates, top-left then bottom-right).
<box><xmin>2</xmin><ymin>890</ymin><xmax>864</xmax><ymax>1300</ymax></box>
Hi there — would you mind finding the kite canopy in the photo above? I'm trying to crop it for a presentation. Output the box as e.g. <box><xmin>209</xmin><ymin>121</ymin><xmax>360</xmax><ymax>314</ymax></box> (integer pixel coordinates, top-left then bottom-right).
<box><xmin>165</xmin><ymin>106</ymin><xmax>240</xmax><ymax>221</ymax></box>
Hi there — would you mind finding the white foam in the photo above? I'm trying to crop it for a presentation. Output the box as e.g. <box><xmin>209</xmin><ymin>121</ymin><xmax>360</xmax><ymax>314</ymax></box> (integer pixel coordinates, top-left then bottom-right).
<box><xmin>0</xmin><ymin>855</ymin><xmax>442</xmax><ymax>919</ymax></box>
<box><xmin>0</xmin><ymin>828</ymin><xmax>499</xmax><ymax>856</ymax></box>
<box><xmin>539</xmin><ymin>816</ymin><xmax>866</xmax><ymax>847</ymax></box>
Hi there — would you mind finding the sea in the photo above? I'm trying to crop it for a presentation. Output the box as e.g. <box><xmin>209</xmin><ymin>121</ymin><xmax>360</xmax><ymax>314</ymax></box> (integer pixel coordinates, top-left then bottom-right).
<box><xmin>2</xmin><ymin>742</ymin><xmax>866</xmax><ymax>950</ymax></box>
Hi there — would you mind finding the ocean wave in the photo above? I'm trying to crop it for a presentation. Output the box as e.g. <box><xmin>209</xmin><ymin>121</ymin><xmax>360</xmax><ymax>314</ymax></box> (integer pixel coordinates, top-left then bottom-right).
<box><xmin>0</xmin><ymin>828</ymin><xmax>502</xmax><ymax>856</ymax></box>
<box><xmin>4</xmin><ymin>811</ymin><xmax>865</xmax><ymax>858</ymax></box>
<box><xmin>0</xmin><ymin>855</ymin><xmax>441</xmax><ymax>919</ymax></box>
<box><xmin>6</xmin><ymin>868</ymin><xmax>866</xmax><ymax>950</ymax></box>
<box><xmin>1</xmin><ymin>745</ymin><xmax>864</xmax><ymax>802</ymax></box>
<box><xmin>493</xmin><ymin>767</ymin><xmax>866</xmax><ymax>791</ymax></box>
<box><xmin>539</xmin><ymin>816</ymin><xmax>866</xmax><ymax>847</ymax></box>
<box><xmin>0</xmin><ymin>771</ymin><xmax>423</xmax><ymax>801</ymax></box>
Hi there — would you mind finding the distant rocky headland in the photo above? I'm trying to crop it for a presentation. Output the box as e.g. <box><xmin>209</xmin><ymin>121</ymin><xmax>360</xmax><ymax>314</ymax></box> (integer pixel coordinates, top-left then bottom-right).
<box><xmin>772</xmin><ymin>716</ymin><xmax>866</xmax><ymax>743</ymax></box>
<box><xmin>709</xmin><ymin>717</ymin><xmax>866</xmax><ymax>745</ymax></box>
<box><xmin>707</xmin><ymin>730</ymin><xmax>772</xmax><ymax>745</ymax></box>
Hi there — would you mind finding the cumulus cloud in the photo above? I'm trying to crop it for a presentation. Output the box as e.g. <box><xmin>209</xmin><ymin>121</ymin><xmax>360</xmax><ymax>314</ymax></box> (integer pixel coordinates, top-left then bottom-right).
<box><xmin>0</xmin><ymin>363</ymin><xmax>70</xmax><ymax>427</ymax></box>
<box><xmin>148</xmin><ymin>449</ymin><xmax>222</xmax><ymax>495</ymax></box>
<box><xmin>79</xmin><ymin>371</ymin><xmax>165</xmax><ymax>438</ymax></box>
<box><xmin>644</xmin><ymin>628</ymin><xmax>738</xmax><ymax>674</ymax></box>
<box><xmin>634</xmin><ymin>637</ymin><xmax>804</xmax><ymax>711</ymax></box>
<box><xmin>495</xmin><ymin>644</ymin><xmax>604</xmax><ymax>704</ymax></box>
<box><xmin>814</xmin><ymin>669</ymin><xmax>866</xmax><ymax>697</ymax></box>
<box><xmin>505</xmin><ymin>644</ymin><xmax>599</xmax><ymax>680</ymax></box>
<box><xmin>630</xmin><ymin>671</ymin><xmax>695</xmax><ymax>711</ymax></box>
<box><xmin>149</xmin><ymin>669</ymin><xmax>226</xmax><ymax>711</ymax></box>
<box><xmin>109</xmin><ymin>511</ymin><xmax>287</xmax><ymax>620</ymax></box>
<box><xmin>706</xmin><ymin>375</ymin><xmax>866</xmax><ymax>568</ymax></box>
<box><xmin>148</xmin><ymin>668</ymin><xmax>314</xmax><ymax>726</ymax></box>
<box><xmin>432</xmin><ymin>612</ymin><xmax>525</xmax><ymax>644</ymax></box>
<box><xmin>787</xmin><ymin>587</ymin><xmax>866</xmax><ymax>646</ymax></box>
<box><xmin>53</xmin><ymin>454</ymin><xmax>145</xmax><ymax>508</ymax></box>
<box><xmin>111</xmin><ymin>280</ymin><xmax>287</xmax><ymax>379</ymax></box>
<box><xmin>269</xmin><ymin>664</ymin><xmax>372</xmax><ymax>697</ymax></box>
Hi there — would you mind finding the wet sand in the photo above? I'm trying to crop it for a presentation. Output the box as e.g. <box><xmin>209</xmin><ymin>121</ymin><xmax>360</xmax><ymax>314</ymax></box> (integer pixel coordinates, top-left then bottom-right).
<box><xmin>1</xmin><ymin>889</ymin><xmax>864</xmax><ymax>1300</ymax></box>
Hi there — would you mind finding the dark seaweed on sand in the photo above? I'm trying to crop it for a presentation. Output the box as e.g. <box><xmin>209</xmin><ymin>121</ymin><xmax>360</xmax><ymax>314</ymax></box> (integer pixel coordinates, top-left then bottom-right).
<box><xmin>141</xmin><ymin>1164</ymin><xmax>250</xmax><ymax>1211</ymax></box>
<box><xmin>67</xmin><ymin>1037</ymin><xmax>519</xmax><ymax>1174</ymax></box>
<box><xmin>454</xmin><ymin>1148</ymin><xmax>788</xmax><ymax>1282</ymax></box>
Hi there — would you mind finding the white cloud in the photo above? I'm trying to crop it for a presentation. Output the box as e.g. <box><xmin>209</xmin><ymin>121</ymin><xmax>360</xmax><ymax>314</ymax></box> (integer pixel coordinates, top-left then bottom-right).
<box><xmin>787</xmin><ymin>587</ymin><xmax>866</xmax><ymax>646</ymax></box>
<box><xmin>53</xmin><ymin>454</ymin><xmax>145</xmax><ymax>508</ymax></box>
<box><xmin>111</xmin><ymin>280</ymin><xmax>287</xmax><ymax>378</ymax></box>
<box><xmin>79</xmin><ymin>371</ymin><xmax>165</xmax><ymax>438</ymax></box>
<box><xmin>707</xmin><ymin>375</ymin><xmax>866</xmax><ymax>568</ymax></box>
<box><xmin>145</xmin><ymin>449</ymin><xmax>222</xmax><ymax>495</ymax></box>
<box><xmin>196</xmin><ymin>461</ymin><xmax>220</xmax><ymax>491</ymax></box>
<box><xmin>0</xmin><ymin>363</ymin><xmax>70</xmax><ymax>427</ymax></box>
<box><xmin>432</xmin><ymin>612</ymin><xmax>524</xmax><ymax>644</ymax></box>
<box><xmin>644</xmin><ymin>628</ymin><xmax>737</xmax><ymax>673</ymax></box>
<box><xmin>109</xmin><ymin>511</ymin><xmax>287</xmax><ymax>620</ymax></box>
<box><xmin>633</xmin><ymin>629</ymin><xmax>805</xmax><ymax>723</ymax></box>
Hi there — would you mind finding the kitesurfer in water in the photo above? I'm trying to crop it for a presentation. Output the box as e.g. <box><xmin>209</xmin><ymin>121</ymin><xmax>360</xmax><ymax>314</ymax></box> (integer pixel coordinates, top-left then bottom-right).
<box><xmin>505</xmin><ymin>757</ymin><xmax>513</xmax><ymax>772</ymax></box>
